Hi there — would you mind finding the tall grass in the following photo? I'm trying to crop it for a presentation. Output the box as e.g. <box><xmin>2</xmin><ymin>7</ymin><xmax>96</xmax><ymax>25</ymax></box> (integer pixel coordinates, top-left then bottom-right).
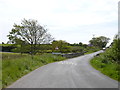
<box><xmin>90</xmin><ymin>53</ymin><xmax>119</xmax><ymax>81</ymax></box>
<box><xmin>2</xmin><ymin>52</ymin><xmax>27</xmax><ymax>60</ymax></box>
<box><xmin>2</xmin><ymin>53</ymin><xmax>66</xmax><ymax>88</ymax></box>
<box><xmin>90</xmin><ymin>38</ymin><xmax>120</xmax><ymax>81</ymax></box>
<box><xmin>0</xmin><ymin>53</ymin><xmax>2</xmax><ymax>89</ymax></box>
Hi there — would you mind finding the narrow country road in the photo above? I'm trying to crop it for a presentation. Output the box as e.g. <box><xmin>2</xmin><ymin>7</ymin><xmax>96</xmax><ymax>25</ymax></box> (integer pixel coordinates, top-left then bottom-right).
<box><xmin>8</xmin><ymin>50</ymin><xmax>118</xmax><ymax>88</ymax></box>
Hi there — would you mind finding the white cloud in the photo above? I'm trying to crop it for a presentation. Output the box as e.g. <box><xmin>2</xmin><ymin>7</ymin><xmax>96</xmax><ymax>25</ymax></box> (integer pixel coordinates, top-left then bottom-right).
<box><xmin>0</xmin><ymin>0</ymin><xmax>118</xmax><ymax>43</ymax></box>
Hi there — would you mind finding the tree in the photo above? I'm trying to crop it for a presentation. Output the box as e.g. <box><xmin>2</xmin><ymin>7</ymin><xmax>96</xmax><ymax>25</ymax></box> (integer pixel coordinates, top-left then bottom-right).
<box><xmin>82</xmin><ymin>44</ymin><xmax>88</xmax><ymax>48</ymax></box>
<box><xmin>79</xmin><ymin>42</ymin><xmax>83</xmax><ymax>46</ymax></box>
<box><xmin>52</xmin><ymin>40</ymin><xmax>70</xmax><ymax>53</ymax></box>
<box><xmin>111</xmin><ymin>34</ymin><xmax>120</xmax><ymax>63</ymax></box>
<box><xmin>101</xmin><ymin>34</ymin><xmax>120</xmax><ymax>63</ymax></box>
<box><xmin>11</xmin><ymin>39</ymin><xmax>29</xmax><ymax>54</ymax></box>
<box><xmin>89</xmin><ymin>36</ymin><xmax>110</xmax><ymax>48</ymax></box>
<box><xmin>71</xmin><ymin>46</ymin><xmax>83</xmax><ymax>53</ymax></box>
<box><xmin>7</xmin><ymin>19</ymin><xmax>53</xmax><ymax>56</ymax></box>
<box><xmin>2</xmin><ymin>42</ymin><xmax>4</xmax><ymax>44</ymax></box>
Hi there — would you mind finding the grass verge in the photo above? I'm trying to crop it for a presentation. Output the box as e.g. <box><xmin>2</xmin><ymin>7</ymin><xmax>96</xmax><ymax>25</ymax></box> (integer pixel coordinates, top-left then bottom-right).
<box><xmin>90</xmin><ymin>53</ymin><xmax>119</xmax><ymax>81</ymax></box>
<box><xmin>0</xmin><ymin>53</ymin><xmax>2</xmax><ymax>89</ymax></box>
<box><xmin>84</xmin><ymin>50</ymin><xmax>100</xmax><ymax>55</ymax></box>
<box><xmin>2</xmin><ymin>52</ymin><xmax>66</xmax><ymax>88</ymax></box>
<box><xmin>84</xmin><ymin>51</ymin><xmax>96</xmax><ymax>55</ymax></box>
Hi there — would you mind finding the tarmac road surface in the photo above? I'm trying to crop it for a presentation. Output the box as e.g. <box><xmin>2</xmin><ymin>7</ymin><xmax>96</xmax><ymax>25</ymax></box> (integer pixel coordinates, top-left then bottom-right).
<box><xmin>8</xmin><ymin>50</ymin><xmax>118</xmax><ymax>88</ymax></box>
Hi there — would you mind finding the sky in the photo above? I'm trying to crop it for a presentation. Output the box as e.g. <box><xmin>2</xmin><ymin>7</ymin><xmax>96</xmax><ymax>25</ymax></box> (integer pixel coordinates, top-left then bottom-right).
<box><xmin>0</xmin><ymin>0</ymin><xmax>119</xmax><ymax>45</ymax></box>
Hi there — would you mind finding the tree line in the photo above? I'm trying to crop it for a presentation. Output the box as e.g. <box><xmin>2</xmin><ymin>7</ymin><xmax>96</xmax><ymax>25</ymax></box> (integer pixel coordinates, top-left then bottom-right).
<box><xmin>2</xmin><ymin>18</ymin><xmax>111</xmax><ymax>57</ymax></box>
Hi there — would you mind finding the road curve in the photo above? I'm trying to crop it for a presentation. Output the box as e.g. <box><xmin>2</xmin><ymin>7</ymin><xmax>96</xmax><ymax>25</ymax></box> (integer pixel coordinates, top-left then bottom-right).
<box><xmin>8</xmin><ymin>50</ymin><xmax>118</xmax><ymax>88</ymax></box>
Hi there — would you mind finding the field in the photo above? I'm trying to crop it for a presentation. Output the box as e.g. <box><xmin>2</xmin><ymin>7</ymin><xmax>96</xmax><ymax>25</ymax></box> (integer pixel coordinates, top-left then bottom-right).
<box><xmin>2</xmin><ymin>52</ymin><xmax>66</xmax><ymax>88</ymax></box>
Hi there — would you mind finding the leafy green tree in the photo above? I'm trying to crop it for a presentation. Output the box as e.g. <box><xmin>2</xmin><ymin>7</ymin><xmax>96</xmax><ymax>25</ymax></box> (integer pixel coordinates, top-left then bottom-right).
<box><xmin>7</xmin><ymin>19</ymin><xmax>53</xmax><ymax>56</ymax></box>
<box><xmin>71</xmin><ymin>46</ymin><xmax>83</xmax><ymax>53</ymax></box>
<box><xmin>11</xmin><ymin>39</ymin><xmax>29</xmax><ymax>54</ymax></box>
<box><xmin>100</xmin><ymin>34</ymin><xmax>120</xmax><ymax>63</ymax></box>
<box><xmin>89</xmin><ymin>36</ymin><xmax>110</xmax><ymax>48</ymax></box>
<box><xmin>2</xmin><ymin>42</ymin><xmax>4</xmax><ymax>44</ymax></box>
<box><xmin>82</xmin><ymin>44</ymin><xmax>88</xmax><ymax>48</ymax></box>
<box><xmin>110</xmin><ymin>34</ymin><xmax>120</xmax><ymax>63</ymax></box>
<box><xmin>79</xmin><ymin>42</ymin><xmax>83</xmax><ymax>46</ymax></box>
<box><xmin>52</xmin><ymin>40</ymin><xmax>70</xmax><ymax>53</ymax></box>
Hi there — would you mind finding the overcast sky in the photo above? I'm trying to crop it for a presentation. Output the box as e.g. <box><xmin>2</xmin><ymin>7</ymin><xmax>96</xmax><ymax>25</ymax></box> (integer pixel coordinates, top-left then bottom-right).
<box><xmin>0</xmin><ymin>0</ymin><xmax>119</xmax><ymax>44</ymax></box>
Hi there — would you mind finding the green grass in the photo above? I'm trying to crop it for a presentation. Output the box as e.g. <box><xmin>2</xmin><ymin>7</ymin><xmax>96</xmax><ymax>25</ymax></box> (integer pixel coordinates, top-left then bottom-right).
<box><xmin>85</xmin><ymin>51</ymin><xmax>95</xmax><ymax>54</ymax></box>
<box><xmin>2</xmin><ymin>53</ymin><xmax>66</xmax><ymax>88</ymax></box>
<box><xmin>90</xmin><ymin>54</ymin><xmax>119</xmax><ymax>81</ymax></box>
<box><xmin>2</xmin><ymin>52</ymin><xmax>27</xmax><ymax>60</ymax></box>
<box><xmin>84</xmin><ymin>50</ymin><xmax>100</xmax><ymax>55</ymax></box>
<box><xmin>0</xmin><ymin>53</ymin><xmax>2</xmax><ymax>89</ymax></box>
<box><xmin>0</xmin><ymin>44</ymin><xmax>13</xmax><ymax>47</ymax></box>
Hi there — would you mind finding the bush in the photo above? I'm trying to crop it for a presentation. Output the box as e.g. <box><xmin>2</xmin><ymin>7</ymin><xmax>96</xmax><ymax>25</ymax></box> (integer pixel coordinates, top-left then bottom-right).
<box><xmin>90</xmin><ymin>38</ymin><xmax>119</xmax><ymax>81</ymax></box>
<box><xmin>1</xmin><ymin>44</ymin><xmax>16</xmax><ymax>52</ymax></box>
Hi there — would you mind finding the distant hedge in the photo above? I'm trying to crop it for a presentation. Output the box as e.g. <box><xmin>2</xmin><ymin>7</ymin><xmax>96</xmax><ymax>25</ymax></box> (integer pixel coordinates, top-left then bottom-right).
<box><xmin>0</xmin><ymin>44</ymin><xmax>16</xmax><ymax>52</ymax></box>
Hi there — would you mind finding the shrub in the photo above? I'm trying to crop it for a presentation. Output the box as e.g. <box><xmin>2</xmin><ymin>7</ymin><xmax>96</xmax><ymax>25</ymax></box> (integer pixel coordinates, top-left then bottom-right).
<box><xmin>90</xmin><ymin>38</ymin><xmax>119</xmax><ymax>81</ymax></box>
